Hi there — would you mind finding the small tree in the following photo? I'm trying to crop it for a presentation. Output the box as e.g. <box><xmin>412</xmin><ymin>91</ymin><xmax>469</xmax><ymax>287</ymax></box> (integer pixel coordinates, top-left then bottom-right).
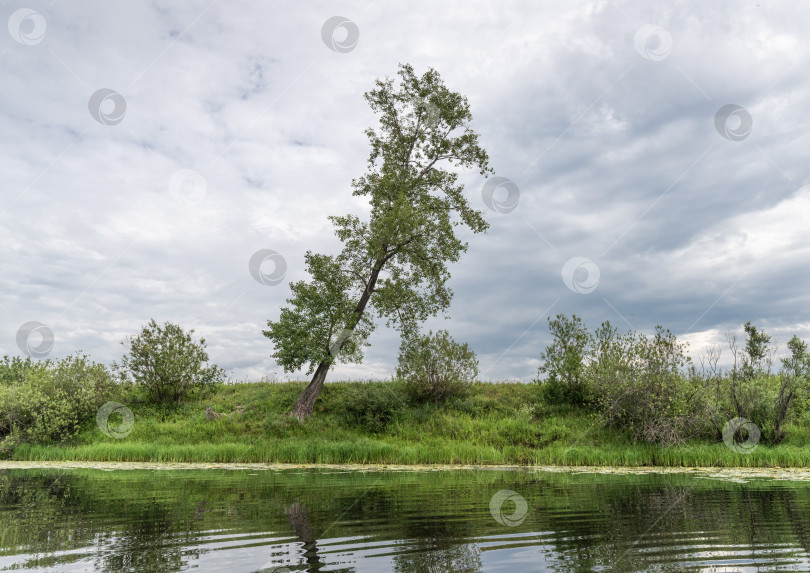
<box><xmin>114</xmin><ymin>319</ymin><xmax>225</xmax><ymax>405</ymax></box>
<box><xmin>726</xmin><ymin>323</ymin><xmax>772</xmax><ymax>423</ymax></box>
<box><xmin>397</xmin><ymin>329</ymin><xmax>478</xmax><ymax>403</ymax></box>
<box><xmin>742</xmin><ymin>321</ymin><xmax>772</xmax><ymax>379</ymax></box>
<box><xmin>782</xmin><ymin>335</ymin><xmax>810</xmax><ymax>379</ymax></box>
<box><xmin>771</xmin><ymin>335</ymin><xmax>810</xmax><ymax>443</ymax></box>
<box><xmin>722</xmin><ymin>324</ymin><xmax>805</xmax><ymax>444</ymax></box>
<box><xmin>536</xmin><ymin>314</ymin><xmax>593</xmax><ymax>405</ymax></box>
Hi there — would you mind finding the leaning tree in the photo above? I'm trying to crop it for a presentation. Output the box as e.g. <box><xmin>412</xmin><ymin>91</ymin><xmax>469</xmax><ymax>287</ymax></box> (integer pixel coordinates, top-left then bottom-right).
<box><xmin>264</xmin><ymin>63</ymin><xmax>493</xmax><ymax>420</ymax></box>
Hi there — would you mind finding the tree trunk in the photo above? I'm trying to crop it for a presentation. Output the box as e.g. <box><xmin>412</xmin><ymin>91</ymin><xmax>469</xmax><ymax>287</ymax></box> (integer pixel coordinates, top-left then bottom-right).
<box><xmin>292</xmin><ymin>360</ymin><xmax>330</xmax><ymax>420</ymax></box>
<box><xmin>290</xmin><ymin>256</ymin><xmax>389</xmax><ymax>420</ymax></box>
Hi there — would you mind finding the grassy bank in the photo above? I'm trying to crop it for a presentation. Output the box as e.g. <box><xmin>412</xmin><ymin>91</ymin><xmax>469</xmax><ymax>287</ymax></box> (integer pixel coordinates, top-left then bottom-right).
<box><xmin>8</xmin><ymin>380</ymin><xmax>810</xmax><ymax>467</ymax></box>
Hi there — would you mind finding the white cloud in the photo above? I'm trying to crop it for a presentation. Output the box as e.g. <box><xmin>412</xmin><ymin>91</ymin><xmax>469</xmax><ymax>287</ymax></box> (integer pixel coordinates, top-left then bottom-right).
<box><xmin>1</xmin><ymin>0</ymin><xmax>809</xmax><ymax>382</ymax></box>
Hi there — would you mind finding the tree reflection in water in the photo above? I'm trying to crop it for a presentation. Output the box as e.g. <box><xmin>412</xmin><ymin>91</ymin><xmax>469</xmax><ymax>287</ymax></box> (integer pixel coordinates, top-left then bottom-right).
<box><xmin>2</xmin><ymin>468</ymin><xmax>810</xmax><ymax>572</ymax></box>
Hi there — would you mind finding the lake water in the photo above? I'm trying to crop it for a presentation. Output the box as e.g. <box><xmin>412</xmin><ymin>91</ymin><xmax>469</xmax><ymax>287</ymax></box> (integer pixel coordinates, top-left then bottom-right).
<box><xmin>2</xmin><ymin>464</ymin><xmax>810</xmax><ymax>572</ymax></box>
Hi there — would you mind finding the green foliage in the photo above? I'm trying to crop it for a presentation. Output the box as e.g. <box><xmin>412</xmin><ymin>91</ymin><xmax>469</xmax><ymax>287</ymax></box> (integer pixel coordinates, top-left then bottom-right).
<box><xmin>718</xmin><ymin>332</ymin><xmax>810</xmax><ymax>445</ymax></box>
<box><xmin>590</xmin><ymin>325</ymin><xmax>714</xmax><ymax>445</ymax></box>
<box><xmin>722</xmin><ymin>323</ymin><xmax>789</xmax><ymax>443</ymax></box>
<box><xmin>342</xmin><ymin>382</ymin><xmax>405</xmax><ymax>433</ymax></box>
<box><xmin>533</xmin><ymin>316</ymin><xmax>722</xmax><ymax>445</ymax></box>
<box><xmin>0</xmin><ymin>355</ymin><xmax>48</xmax><ymax>386</ymax></box>
<box><xmin>0</xmin><ymin>354</ymin><xmax>115</xmax><ymax>446</ymax></box>
<box><xmin>264</xmin><ymin>63</ymin><xmax>493</xmax><ymax>416</ymax></box>
<box><xmin>114</xmin><ymin>319</ymin><xmax>225</xmax><ymax>405</ymax></box>
<box><xmin>782</xmin><ymin>335</ymin><xmax>810</xmax><ymax>379</ymax></box>
<box><xmin>12</xmin><ymin>378</ymin><xmax>810</xmax><ymax>467</ymax></box>
<box><xmin>530</xmin><ymin>316</ymin><xmax>810</xmax><ymax>446</ymax></box>
<box><xmin>742</xmin><ymin>321</ymin><xmax>772</xmax><ymax>379</ymax></box>
<box><xmin>536</xmin><ymin>314</ymin><xmax>594</xmax><ymax>406</ymax></box>
<box><xmin>397</xmin><ymin>329</ymin><xmax>479</xmax><ymax>403</ymax></box>
<box><xmin>262</xmin><ymin>252</ymin><xmax>373</xmax><ymax>375</ymax></box>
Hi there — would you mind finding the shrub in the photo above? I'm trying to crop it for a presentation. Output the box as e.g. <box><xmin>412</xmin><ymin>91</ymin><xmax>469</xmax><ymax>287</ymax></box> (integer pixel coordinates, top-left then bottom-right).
<box><xmin>718</xmin><ymin>331</ymin><xmax>810</xmax><ymax>444</ymax></box>
<box><xmin>458</xmin><ymin>393</ymin><xmax>506</xmax><ymax>417</ymax></box>
<box><xmin>114</xmin><ymin>319</ymin><xmax>225</xmax><ymax>405</ymax></box>
<box><xmin>343</xmin><ymin>382</ymin><xmax>404</xmax><ymax>433</ymax></box>
<box><xmin>396</xmin><ymin>330</ymin><xmax>479</xmax><ymax>403</ymax></box>
<box><xmin>0</xmin><ymin>355</ymin><xmax>48</xmax><ymax>386</ymax></box>
<box><xmin>590</xmin><ymin>325</ymin><xmax>715</xmax><ymax>445</ymax></box>
<box><xmin>536</xmin><ymin>314</ymin><xmax>594</xmax><ymax>406</ymax></box>
<box><xmin>0</xmin><ymin>354</ymin><xmax>115</xmax><ymax>445</ymax></box>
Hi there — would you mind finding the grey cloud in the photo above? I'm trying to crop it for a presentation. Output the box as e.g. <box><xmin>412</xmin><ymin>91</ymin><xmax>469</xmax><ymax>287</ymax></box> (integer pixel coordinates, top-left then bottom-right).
<box><xmin>2</xmin><ymin>0</ymin><xmax>809</xmax><ymax>382</ymax></box>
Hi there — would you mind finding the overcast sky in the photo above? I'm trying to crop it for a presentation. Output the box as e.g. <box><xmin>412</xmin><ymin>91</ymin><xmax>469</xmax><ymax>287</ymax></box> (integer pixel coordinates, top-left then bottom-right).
<box><xmin>1</xmin><ymin>0</ymin><xmax>808</xmax><ymax>382</ymax></box>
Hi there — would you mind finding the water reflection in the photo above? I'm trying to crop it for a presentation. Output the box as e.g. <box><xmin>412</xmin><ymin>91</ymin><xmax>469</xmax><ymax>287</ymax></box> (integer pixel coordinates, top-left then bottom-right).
<box><xmin>1</xmin><ymin>467</ymin><xmax>810</xmax><ymax>572</ymax></box>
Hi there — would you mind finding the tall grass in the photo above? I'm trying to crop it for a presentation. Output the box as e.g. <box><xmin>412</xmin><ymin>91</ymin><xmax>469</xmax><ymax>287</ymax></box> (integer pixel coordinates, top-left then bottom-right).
<box><xmin>8</xmin><ymin>380</ymin><xmax>810</xmax><ymax>467</ymax></box>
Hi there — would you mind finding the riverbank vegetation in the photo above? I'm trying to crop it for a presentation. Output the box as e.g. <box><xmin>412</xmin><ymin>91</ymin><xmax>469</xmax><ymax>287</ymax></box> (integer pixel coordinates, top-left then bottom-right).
<box><xmin>3</xmin><ymin>315</ymin><xmax>810</xmax><ymax>467</ymax></box>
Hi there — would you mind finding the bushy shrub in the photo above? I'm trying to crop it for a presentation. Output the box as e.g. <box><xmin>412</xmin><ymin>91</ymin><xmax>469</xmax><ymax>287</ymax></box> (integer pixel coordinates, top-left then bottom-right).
<box><xmin>588</xmin><ymin>325</ymin><xmax>716</xmax><ymax>445</ymax></box>
<box><xmin>0</xmin><ymin>354</ymin><xmax>115</xmax><ymax>445</ymax></box>
<box><xmin>343</xmin><ymin>382</ymin><xmax>404</xmax><ymax>433</ymax></box>
<box><xmin>536</xmin><ymin>314</ymin><xmax>593</xmax><ymax>406</ymax></box>
<box><xmin>0</xmin><ymin>355</ymin><xmax>48</xmax><ymax>386</ymax></box>
<box><xmin>114</xmin><ymin>319</ymin><xmax>225</xmax><ymax>405</ymax></box>
<box><xmin>530</xmin><ymin>316</ymin><xmax>810</xmax><ymax>446</ymax></box>
<box><xmin>720</xmin><ymin>330</ymin><xmax>810</xmax><ymax>444</ymax></box>
<box><xmin>396</xmin><ymin>330</ymin><xmax>479</xmax><ymax>403</ymax></box>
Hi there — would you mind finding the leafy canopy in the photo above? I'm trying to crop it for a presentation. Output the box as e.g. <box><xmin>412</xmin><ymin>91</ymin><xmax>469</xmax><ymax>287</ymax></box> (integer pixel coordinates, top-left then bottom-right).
<box><xmin>264</xmin><ymin>63</ymin><xmax>493</xmax><ymax>376</ymax></box>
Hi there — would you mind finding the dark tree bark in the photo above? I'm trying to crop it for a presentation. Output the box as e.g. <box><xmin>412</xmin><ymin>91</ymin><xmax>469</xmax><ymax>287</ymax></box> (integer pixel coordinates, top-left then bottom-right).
<box><xmin>291</xmin><ymin>258</ymin><xmax>387</xmax><ymax>420</ymax></box>
<box><xmin>291</xmin><ymin>360</ymin><xmax>330</xmax><ymax>420</ymax></box>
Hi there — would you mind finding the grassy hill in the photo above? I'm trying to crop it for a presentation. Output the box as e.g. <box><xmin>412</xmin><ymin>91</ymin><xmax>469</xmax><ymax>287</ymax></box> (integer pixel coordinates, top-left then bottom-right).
<box><xmin>11</xmin><ymin>380</ymin><xmax>810</xmax><ymax>467</ymax></box>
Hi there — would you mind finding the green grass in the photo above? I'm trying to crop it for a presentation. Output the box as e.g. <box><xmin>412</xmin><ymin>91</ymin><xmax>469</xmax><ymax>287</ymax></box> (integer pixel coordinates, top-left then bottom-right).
<box><xmin>9</xmin><ymin>380</ymin><xmax>810</xmax><ymax>467</ymax></box>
